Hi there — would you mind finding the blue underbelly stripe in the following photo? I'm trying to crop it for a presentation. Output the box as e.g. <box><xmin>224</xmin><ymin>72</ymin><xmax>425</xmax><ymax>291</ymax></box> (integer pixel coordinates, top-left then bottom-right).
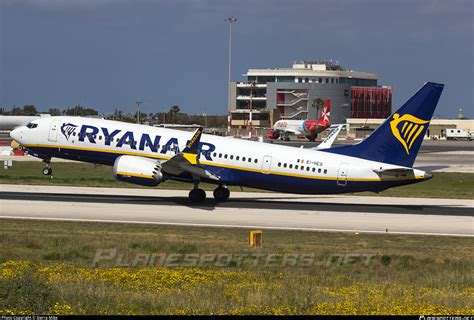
<box><xmin>26</xmin><ymin>146</ymin><xmax>422</xmax><ymax>194</ymax></box>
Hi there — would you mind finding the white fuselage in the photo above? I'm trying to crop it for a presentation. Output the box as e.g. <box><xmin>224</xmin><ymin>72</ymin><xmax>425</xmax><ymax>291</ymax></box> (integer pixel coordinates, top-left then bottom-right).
<box><xmin>10</xmin><ymin>116</ymin><xmax>427</xmax><ymax>194</ymax></box>
<box><xmin>273</xmin><ymin>119</ymin><xmax>306</xmax><ymax>135</ymax></box>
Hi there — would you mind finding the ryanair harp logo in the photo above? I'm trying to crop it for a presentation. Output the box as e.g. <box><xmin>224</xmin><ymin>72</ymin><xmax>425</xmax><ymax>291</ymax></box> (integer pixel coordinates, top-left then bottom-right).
<box><xmin>390</xmin><ymin>113</ymin><xmax>429</xmax><ymax>155</ymax></box>
<box><xmin>61</xmin><ymin>123</ymin><xmax>78</xmax><ymax>140</ymax></box>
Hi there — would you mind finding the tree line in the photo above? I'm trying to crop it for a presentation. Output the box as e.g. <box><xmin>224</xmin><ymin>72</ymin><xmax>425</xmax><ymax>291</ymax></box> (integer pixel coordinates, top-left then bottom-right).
<box><xmin>108</xmin><ymin>105</ymin><xmax>227</xmax><ymax>127</ymax></box>
<box><xmin>0</xmin><ymin>105</ymin><xmax>98</xmax><ymax>117</ymax></box>
<box><xmin>0</xmin><ymin>105</ymin><xmax>227</xmax><ymax>127</ymax></box>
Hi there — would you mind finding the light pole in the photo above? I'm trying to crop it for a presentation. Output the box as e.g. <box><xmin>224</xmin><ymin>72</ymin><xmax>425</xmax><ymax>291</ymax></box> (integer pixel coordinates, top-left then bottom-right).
<box><xmin>136</xmin><ymin>98</ymin><xmax>142</xmax><ymax>124</ymax></box>
<box><xmin>203</xmin><ymin>112</ymin><xmax>208</xmax><ymax>128</ymax></box>
<box><xmin>226</xmin><ymin>16</ymin><xmax>237</xmax><ymax>135</ymax></box>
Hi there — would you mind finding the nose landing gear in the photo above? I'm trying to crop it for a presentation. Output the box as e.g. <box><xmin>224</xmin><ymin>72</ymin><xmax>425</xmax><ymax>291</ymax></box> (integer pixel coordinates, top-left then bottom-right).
<box><xmin>42</xmin><ymin>160</ymin><xmax>52</xmax><ymax>176</ymax></box>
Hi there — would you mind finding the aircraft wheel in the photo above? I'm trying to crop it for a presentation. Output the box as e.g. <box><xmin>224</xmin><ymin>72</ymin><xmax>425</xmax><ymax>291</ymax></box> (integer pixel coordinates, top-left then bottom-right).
<box><xmin>42</xmin><ymin>167</ymin><xmax>52</xmax><ymax>176</ymax></box>
<box><xmin>189</xmin><ymin>188</ymin><xmax>206</xmax><ymax>203</ymax></box>
<box><xmin>213</xmin><ymin>187</ymin><xmax>230</xmax><ymax>202</ymax></box>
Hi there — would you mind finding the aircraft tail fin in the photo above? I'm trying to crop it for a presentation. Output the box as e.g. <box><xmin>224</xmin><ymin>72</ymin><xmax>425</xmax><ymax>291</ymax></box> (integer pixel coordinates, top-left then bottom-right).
<box><xmin>318</xmin><ymin>99</ymin><xmax>330</xmax><ymax>125</ymax></box>
<box><xmin>324</xmin><ymin>82</ymin><xmax>444</xmax><ymax>167</ymax></box>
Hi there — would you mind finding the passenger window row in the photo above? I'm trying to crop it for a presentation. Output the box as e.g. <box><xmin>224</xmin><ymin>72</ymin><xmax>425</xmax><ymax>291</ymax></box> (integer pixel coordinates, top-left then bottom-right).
<box><xmin>277</xmin><ymin>162</ymin><xmax>327</xmax><ymax>174</ymax></box>
<box><xmin>206</xmin><ymin>152</ymin><xmax>259</xmax><ymax>164</ymax></box>
<box><xmin>71</xmin><ymin>133</ymin><xmax>323</xmax><ymax>174</ymax></box>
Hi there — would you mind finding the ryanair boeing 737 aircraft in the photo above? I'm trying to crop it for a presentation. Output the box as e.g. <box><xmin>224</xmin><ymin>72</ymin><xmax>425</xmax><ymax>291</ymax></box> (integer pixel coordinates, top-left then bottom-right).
<box><xmin>10</xmin><ymin>82</ymin><xmax>444</xmax><ymax>203</ymax></box>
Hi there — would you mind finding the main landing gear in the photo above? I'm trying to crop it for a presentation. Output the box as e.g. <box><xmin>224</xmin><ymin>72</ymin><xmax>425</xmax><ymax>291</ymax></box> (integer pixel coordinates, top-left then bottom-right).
<box><xmin>42</xmin><ymin>160</ymin><xmax>52</xmax><ymax>176</ymax></box>
<box><xmin>213</xmin><ymin>186</ymin><xmax>230</xmax><ymax>202</ymax></box>
<box><xmin>280</xmin><ymin>132</ymin><xmax>290</xmax><ymax>141</ymax></box>
<box><xmin>188</xmin><ymin>182</ymin><xmax>230</xmax><ymax>203</ymax></box>
<box><xmin>189</xmin><ymin>188</ymin><xmax>206</xmax><ymax>203</ymax></box>
<box><xmin>189</xmin><ymin>180</ymin><xmax>206</xmax><ymax>203</ymax></box>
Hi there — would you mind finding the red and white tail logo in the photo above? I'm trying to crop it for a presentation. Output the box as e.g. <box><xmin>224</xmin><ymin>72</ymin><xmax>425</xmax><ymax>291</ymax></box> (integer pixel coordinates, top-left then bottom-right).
<box><xmin>319</xmin><ymin>99</ymin><xmax>330</xmax><ymax>124</ymax></box>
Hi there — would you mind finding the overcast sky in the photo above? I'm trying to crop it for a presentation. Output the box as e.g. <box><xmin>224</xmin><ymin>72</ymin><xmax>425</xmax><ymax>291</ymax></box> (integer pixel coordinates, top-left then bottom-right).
<box><xmin>1</xmin><ymin>0</ymin><xmax>472</xmax><ymax>118</ymax></box>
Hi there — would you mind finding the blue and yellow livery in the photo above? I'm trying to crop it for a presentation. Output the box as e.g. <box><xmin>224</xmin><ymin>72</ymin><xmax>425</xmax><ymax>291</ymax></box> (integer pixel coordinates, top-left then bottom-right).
<box><xmin>10</xmin><ymin>82</ymin><xmax>444</xmax><ymax>203</ymax></box>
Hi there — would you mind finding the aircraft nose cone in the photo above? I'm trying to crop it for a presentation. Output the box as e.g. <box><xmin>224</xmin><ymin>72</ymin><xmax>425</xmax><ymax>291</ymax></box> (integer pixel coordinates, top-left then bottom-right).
<box><xmin>10</xmin><ymin>127</ymin><xmax>23</xmax><ymax>143</ymax></box>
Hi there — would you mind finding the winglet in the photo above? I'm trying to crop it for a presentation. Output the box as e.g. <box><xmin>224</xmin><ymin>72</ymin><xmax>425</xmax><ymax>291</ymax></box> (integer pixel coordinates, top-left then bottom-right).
<box><xmin>182</xmin><ymin>127</ymin><xmax>203</xmax><ymax>165</ymax></box>
<box><xmin>313</xmin><ymin>124</ymin><xmax>345</xmax><ymax>150</ymax></box>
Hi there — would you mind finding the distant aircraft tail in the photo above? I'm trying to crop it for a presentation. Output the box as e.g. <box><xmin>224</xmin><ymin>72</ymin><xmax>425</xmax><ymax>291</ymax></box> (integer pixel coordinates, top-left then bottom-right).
<box><xmin>324</xmin><ymin>82</ymin><xmax>444</xmax><ymax>167</ymax></box>
<box><xmin>318</xmin><ymin>99</ymin><xmax>330</xmax><ymax>125</ymax></box>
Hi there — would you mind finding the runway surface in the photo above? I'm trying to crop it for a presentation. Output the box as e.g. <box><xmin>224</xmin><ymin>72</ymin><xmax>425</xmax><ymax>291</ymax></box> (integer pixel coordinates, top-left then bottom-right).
<box><xmin>1</xmin><ymin>185</ymin><xmax>472</xmax><ymax>237</ymax></box>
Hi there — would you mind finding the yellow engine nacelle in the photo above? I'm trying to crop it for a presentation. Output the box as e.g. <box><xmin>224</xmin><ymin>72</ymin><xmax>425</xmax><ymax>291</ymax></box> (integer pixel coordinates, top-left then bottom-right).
<box><xmin>113</xmin><ymin>155</ymin><xmax>164</xmax><ymax>187</ymax></box>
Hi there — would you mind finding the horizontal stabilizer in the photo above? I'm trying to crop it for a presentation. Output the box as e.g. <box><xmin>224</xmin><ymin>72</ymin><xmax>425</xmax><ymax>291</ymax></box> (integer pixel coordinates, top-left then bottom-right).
<box><xmin>372</xmin><ymin>166</ymin><xmax>414</xmax><ymax>176</ymax></box>
<box><xmin>414</xmin><ymin>165</ymin><xmax>450</xmax><ymax>172</ymax></box>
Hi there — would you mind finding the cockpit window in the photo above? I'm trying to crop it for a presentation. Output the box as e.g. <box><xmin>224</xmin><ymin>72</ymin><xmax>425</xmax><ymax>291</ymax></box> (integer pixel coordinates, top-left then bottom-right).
<box><xmin>26</xmin><ymin>123</ymin><xmax>38</xmax><ymax>129</ymax></box>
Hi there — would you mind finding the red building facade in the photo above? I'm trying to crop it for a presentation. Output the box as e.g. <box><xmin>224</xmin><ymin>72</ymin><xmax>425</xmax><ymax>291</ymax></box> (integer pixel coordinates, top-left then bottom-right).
<box><xmin>351</xmin><ymin>86</ymin><xmax>392</xmax><ymax>118</ymax></box>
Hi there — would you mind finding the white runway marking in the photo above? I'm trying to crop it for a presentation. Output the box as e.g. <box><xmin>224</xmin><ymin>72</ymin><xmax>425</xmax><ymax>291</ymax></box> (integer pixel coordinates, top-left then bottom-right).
<box><xmin>0</xmin><ymin>215</ymin><xmax>472</xmax><ymax>237</ymax></box>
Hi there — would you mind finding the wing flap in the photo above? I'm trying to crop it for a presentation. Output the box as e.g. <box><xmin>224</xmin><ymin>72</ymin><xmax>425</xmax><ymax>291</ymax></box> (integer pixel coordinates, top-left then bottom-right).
<box><xmin>276</xmin><ymin>128</ymin><xmax>301</xmax><ymax>135</ymax></box>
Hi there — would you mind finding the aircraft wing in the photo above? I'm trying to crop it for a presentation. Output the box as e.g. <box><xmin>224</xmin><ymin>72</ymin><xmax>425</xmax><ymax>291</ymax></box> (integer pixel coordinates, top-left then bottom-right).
<box><xmin>160</xmin><ymin>127</ymin><xmax>221</xmax><ymax>181</ymax></box>
<box><xmin>311</xmin><ymin>124</ymin><xmax>345</xmax><ymax>150</ymax></box>
<box><xmin>275</xmin><ymin>128</ymin><xmax>302</xmax><ymax>135</ymax></box>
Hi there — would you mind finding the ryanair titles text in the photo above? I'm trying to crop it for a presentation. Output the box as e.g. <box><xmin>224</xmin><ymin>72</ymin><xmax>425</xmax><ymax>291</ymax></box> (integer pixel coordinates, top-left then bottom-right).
<box><xmin>76</xmin><ymin>124</ymin><xmax>215</xmax><ymax>160</ymax></box>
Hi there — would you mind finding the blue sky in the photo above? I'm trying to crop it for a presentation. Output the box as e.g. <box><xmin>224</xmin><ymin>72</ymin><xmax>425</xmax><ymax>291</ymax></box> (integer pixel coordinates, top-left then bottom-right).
<box><xmin>1</xmin><ymin>0</ymin><xmax>472</xmax><ymax>118</ymax></box>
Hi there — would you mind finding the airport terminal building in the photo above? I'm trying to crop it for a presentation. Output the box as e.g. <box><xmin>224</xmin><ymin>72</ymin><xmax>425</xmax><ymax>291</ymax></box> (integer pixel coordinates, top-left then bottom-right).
<box><xmin>230</xmin><ymin>61</ymin><xmax>392</xmax><ymax>127</ymax></box>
